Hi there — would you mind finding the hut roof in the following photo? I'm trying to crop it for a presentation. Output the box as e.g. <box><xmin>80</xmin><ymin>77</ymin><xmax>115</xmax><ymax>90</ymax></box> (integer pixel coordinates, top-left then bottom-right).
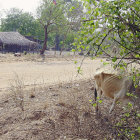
<box><xmin>0</xmin><ymin>32</ymin><xmax>38</xmax><ymax>47</ymax></box>
<box><xmin>25</xmin><ymin>36</ymin><xmax>43</xmax><ymax>44</ymax></box>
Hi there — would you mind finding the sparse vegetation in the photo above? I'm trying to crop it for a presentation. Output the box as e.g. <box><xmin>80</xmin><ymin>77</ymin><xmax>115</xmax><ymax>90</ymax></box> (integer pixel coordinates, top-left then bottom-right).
<box><xmin>0</xmin><ymin>0</ymin><xmax>139</xmax><ymax>139</ymax></box>
<box><xmin>9</xmin><ymin>73</ymin><xmax>25</xmax><ymax>112</ymax></box>
<box><xmin>0</xmin><ymin>55</ymin><xmax>139</xmax><ymax>139</ymax></box>
<box><xmin>0</xmin><ymin>75</ymin><xmax>139</xmax><ymax>139</ymax></box>
<box><xmin>73</xmin><ymin>0</ymin><xmax>140</xmax><ymax>139</ymax></box>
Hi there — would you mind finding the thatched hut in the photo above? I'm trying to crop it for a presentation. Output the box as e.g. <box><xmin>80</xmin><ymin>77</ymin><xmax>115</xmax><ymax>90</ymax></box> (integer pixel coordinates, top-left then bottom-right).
<box><xmin>25</xmin><ymin>35</ymin><xmax>43</xmax><ymax>44</ymax></box>
<box><xmin>0</xmin><ymin>32</ymin><xmax>39</xmax><ymax>53</ymax></box>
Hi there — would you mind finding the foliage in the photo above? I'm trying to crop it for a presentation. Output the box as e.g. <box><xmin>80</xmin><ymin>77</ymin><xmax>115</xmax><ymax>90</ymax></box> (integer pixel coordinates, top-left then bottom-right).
<box><xmin>37</xmin><ymin>0</ymin><xmax>84</xmax><ymax>54</ymax></box>
<box><xmin>60</xmin><ymin>0</ymin><xmax>84</xmax><ymax>51</ymax></box>
<box><xmin>74</xmin><ymin>0</ymin><xmax>140</xmax><ymax>139</ymax></box>
<box><xmin>0</xmin><ymin>8</ymin><xmax>44</xmax><ymax>40</ymax></box>
<box><xmin>114</xmin><ymin>102</ymin><xmax>140</xmax><ymax>140</ymax></box>
<box><xmin>0</xmin><ymin>1</ymin><xmax>83</xmax><ymax>54</ymax></box>
<box><xmin>37</xmin><ymin>0</ymin><xmax>69</xmax><ymax>54</ymax></box>
<box><xmin>74</xmin><ymin>0</ymin><xmax>140</xmax><ymax>67</ymax></box>
<box><xmin>37</xmin><ymin>0</ymin><xmax>67</xmax><ymax>31</ymax></box>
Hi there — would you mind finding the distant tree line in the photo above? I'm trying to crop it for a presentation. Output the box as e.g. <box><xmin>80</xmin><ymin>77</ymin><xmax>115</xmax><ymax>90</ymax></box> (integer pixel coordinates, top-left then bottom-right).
<box><xmin>0</xmin><ymin>0</ymin><xmax>84</xmax><ymax>54</ymax></box>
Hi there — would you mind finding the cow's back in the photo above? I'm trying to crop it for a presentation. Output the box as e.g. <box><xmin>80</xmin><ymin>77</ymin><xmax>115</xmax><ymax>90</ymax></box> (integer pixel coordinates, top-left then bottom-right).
<box><xmin>102</xmin><ymin>75</ymin><xmax>124</xmax><ymax>99</ymax></box>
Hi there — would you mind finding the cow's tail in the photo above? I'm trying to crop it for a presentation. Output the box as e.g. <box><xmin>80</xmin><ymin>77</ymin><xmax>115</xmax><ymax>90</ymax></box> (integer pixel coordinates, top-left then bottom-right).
<box><xmin>94</xmin><ymin>88</ymin><xmax>98</xmax><ymax>112</ymax></box>
<box><xmin>94</xmin><ymin>88</ymin><xmax>97</xmax><ymax>101</ymax></box>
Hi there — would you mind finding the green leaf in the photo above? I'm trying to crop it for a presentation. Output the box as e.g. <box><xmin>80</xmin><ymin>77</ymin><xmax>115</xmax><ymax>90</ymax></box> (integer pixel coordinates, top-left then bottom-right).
<box><xmin>116</xmin><ymin>122</ymin><xmax>122</xmax><ymax>126</ymax></box>
<box><xmin>92</xmin><ymin>103</ymin><xmax>97</xmax><ymax>107</ymax></box>
<box><xmin>98</xmin><ymin>100</ymin><xmax>102</xmax><ymax>104</ymax></box>
<box><xmin>89</xmin><ymin>99</ymin><xmax>92</xmax><ymax>102</ymax></box>
<box><xmin>86</xmin><ymin>38</ymin><xmax>93</xmax><ymax>44</ymax></box>
<box><xmin>137</xmin><ymin>126</ymin><xmax>140</xmax><ymax>133</ymax></box>
<box><xmin>72</xmin><ymin>49</ymin><xmax>76</xmax><ymax>52</ymax></box>
<box><xmin>126</xmin><ymin>93</ymin><xmax>133</xmax><ymax>97</ymax></box>
<box><xmin>103</xmin><ymin>62</ymin><xmax>109</xmax><ymax>65</ymax></box>
<box><xmin>137</xmin><ymin>114</ymin><xmax>140</xmax><ymax>118</ymax></box>
<box><xmin>77</xmin><ymin>67</ymin><xmax>82</xmax><ymax>74</ymax></box>
<box><xmin>69</xmin><ymin>6</ymin><xmax>75</xmax><ymax>12</ymax></box>
<box><xmin>103</xmin><ymin>33</ymin><xmax>106</xmax><ymax>37</ymax></box>
<box><xmin>74</xmin><ymin>61</ymin><xmax>77</xmax><ymax>64</ymax></box>
<box><xmin>112</xmin><ymin>57</ymin><xmax>117</xmax><ymax>62</ymax></box>
<box><xmin>125</xmin><ymin>113</ymin><xmax>130</xmax><ymax>117</ymax></box>
<box><xmin>128</xmin><ymin>102</ymin><xmax>133</xmax><ymax>108</ymax></box>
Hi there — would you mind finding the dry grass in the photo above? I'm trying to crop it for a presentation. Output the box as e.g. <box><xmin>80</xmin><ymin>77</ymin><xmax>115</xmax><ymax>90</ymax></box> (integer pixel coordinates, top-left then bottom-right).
<box><xmin>0</xmin><ymin>53</ymin><xmax>103</xmax><ymax>90</ymax></box>
<box><xmin>9</xmin><ymin>73</ymin><xmax>25</xmax><ymax>112</ymax></box>
<box><xmin>0</xmin><ymin>78</ymin><xmax>95</xmax><ymax>139</ymax></box>
<box><xmin>1</xmin><ymin>76</ymin><xmax>139</xmax><ymax>140</ymax></box>
<box><xmin>0</xmin><ymin>53</ymin><xmax>139</xmax><ymax>139</ymax></box>
<box><xmin>0</xmin><ymin>51</ymin><xmax>81</xmax><ymax>63</ymax></box>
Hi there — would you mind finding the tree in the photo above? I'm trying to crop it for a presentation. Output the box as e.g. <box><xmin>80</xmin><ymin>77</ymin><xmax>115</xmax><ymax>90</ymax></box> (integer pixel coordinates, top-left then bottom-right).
<box><xmin>37</xmin><ymin>0</ymin><xmax>84</xmax><ymax>55</ymax></box>
<box><xmin>0</xmin><ymin>8</ymin><xmax>44</xmax><ymax>40</ymax></box>
<box><xmin>74</xmin><ymin>0</ymin><xmax>140</xmax><ymax>139</ymax></box>
<box><xmin>58</xmin><ymin>0</ymin><xmax>84</xmax><ymax>54</ymax></box>
<box><xmin>37</xmin><ymin>0</ymin><xmax>68</xmax><ymax>55</ymax></box>
<box><xmin>75</xmin><ymin>0</ymin><xmax>140</xmax><ymax>68</ymax></box>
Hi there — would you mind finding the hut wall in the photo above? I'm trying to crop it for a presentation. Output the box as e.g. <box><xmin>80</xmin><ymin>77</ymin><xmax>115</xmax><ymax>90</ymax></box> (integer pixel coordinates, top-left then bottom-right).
<box><xmin>0</xmin><ymin>44</ymin><xmax>38</xmax><ymax>53</ymax></box>
<box><xmin>1</xmin><ymin>44</ymin><xmax>33</xmax><ymax>53</ymax></box>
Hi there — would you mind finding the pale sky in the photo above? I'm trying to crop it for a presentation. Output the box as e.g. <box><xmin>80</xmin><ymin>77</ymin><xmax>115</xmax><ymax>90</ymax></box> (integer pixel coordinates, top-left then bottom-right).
<box><xmin>0</xmin><ymin>0</ymin><xmax>41</xmax><ymax>16</ymax></box>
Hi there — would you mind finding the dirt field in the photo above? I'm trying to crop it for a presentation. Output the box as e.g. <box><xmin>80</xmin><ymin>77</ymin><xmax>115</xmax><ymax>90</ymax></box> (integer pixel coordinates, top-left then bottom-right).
<box><xmin>0</xmin><ymin>79</ymin><xmax>114</xmax><ymax>140</ymax></box>
<box><xmin>0</xmin><ymin>53</ymin><xmax>103</xmax><ymax>90</ymax></box>
<box><xmin>0</xmin><ymin>53</ymin><xmax>139</xmax><ymax>140</ymax></box>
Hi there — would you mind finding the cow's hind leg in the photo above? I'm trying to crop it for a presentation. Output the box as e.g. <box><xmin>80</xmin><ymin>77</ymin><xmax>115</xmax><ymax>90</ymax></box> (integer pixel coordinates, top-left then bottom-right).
<box><xmin>109</xmin><ymin>96</ymin><xmax>119</xmax><ymax>113</ymax></box>
<box><xmin>109</xmin><ymin>80</ymin><xmax>128</xmax><ymax>113</ymax></box>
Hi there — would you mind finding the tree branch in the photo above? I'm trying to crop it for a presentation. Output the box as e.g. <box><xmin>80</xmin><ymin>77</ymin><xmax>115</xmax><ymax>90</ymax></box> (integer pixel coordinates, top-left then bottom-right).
<box><xmin>129</xmin><ymin>7</ymin><xmax>140</xmax><ymax>19</ymax></box>
<box><xmin>95</xmin><ymin>28</ymin><xmax>114</xmax><ymax>55</ymax></box>
<box><xmin>117</xmin><ymin>14</ymin><xmax>140</xmax><ymax>33</ymax></box>
<box><xmin>114</xmin><ymin>51</ymin><xmax>132</xmax><ymax>69</ymax></box>
<box><xmin>113</xmin><ymin>38</ymin><xmax>140</xmax><ymax>55</ymax></box>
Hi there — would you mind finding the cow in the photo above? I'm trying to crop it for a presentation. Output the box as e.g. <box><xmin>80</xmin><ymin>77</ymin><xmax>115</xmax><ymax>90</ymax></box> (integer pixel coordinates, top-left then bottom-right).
<box><xmin>94</xmin><ymin>72</ymin><xmax>138</xmax><ymax>113</ymax></box>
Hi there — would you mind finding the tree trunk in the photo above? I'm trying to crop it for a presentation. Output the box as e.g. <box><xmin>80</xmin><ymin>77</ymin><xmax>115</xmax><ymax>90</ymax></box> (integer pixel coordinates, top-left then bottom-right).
<box><xmin>55</xmin><ymin>34</ymin><xmax>60</xmax><ymax>51</ymax></box>
<box><xmin>40</xmin><ymin>25</ymin><xmax>48</xmax><ymax>55</ymax></box>
<box><xmin>60</xmin><ymin>45</ymin><xmax>64</xmax><ymax>55</ymax></box>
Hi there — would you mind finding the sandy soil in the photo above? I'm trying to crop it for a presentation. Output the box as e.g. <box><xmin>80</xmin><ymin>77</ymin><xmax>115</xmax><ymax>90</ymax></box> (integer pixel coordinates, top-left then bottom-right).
<box><xmin>0</xmin><ymin>56</ymin><xmax>103</xmax><ymax>90</ymax></box>
<box><xmin>0</xmin><ymin>53</ymin><xmax>139</xmax><ymax>140</ymax></box>
<box><xmin>0</xmin><ymin>79</ymin><xmax>125</xmax><ymax>140</ymax></box>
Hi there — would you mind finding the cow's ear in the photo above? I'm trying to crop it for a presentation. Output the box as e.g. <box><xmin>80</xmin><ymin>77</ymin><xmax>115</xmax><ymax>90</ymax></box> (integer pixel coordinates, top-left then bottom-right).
<box><xmin>100</xmin><ymin>72</ymin><xmax>104</xmax><ymax>81</ymax></box>
<box><xmin>94</xmin><ymin>74</ymin><xmax>99</xmax><ymax>80</ymax></box>
<box><xmin>94</xmin><ymin>75</ymin><xmax>97</xmax><ymax>79</ymax></box>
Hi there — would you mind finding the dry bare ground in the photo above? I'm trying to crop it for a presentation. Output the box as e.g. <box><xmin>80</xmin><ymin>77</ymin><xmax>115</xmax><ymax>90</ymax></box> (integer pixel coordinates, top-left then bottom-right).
<box><xmin>0</xmin><ymin>53</ymin><xmax>139</xmax><ymax>140</ymax></box>
<box><xmin>0</xmin><ymin>53</ymin><xmax>105</xmax><ymax>90</ymax></box>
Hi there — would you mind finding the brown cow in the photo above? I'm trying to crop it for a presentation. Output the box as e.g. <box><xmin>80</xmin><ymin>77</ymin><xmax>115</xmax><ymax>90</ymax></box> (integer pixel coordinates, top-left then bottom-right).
<box><xmin>94</xmin><ymin>72</ymin><xmax>138</xmax><ymax>113</ymax></box>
